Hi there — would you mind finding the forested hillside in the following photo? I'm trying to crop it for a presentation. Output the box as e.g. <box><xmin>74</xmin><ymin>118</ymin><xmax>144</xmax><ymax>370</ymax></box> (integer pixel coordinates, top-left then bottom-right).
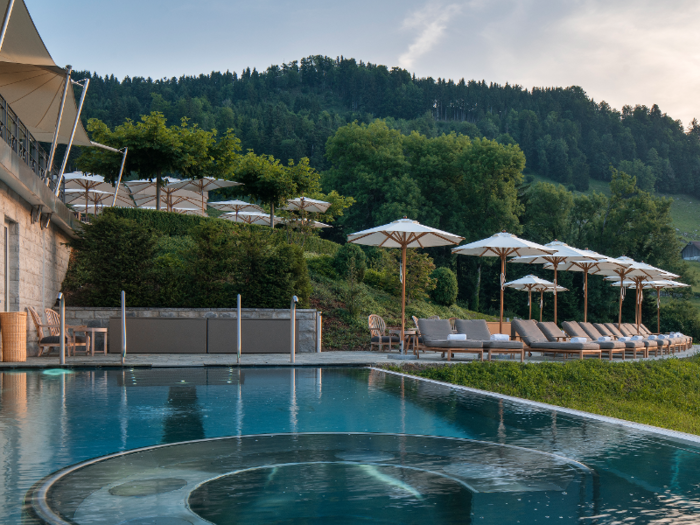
<box><xmin>75</xmin><ymin>55</ymin><xmax>700</xmax><ymax>196</ymax></box>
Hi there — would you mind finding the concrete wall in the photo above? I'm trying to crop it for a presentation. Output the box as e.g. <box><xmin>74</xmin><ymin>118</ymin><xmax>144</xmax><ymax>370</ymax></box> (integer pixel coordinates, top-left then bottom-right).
<box><xmin>66</xmin><ymin>307</ymin><xmax>320</xmax><ymax>353</ymax></box>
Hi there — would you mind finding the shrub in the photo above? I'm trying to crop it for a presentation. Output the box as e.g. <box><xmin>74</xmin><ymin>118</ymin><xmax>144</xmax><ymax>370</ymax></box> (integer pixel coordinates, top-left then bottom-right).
<box><xmin>431</xmin><ymin>267</ymin><xmax>458</xmax><ymax>305</ymax></box>
<box><xmin>306</xmin><ymin>254</ymin><xmax>338</xmax><ymax>279</ymax></box>
<box><xmin>363</xmin><ymin>268</ymin><xmax>384</xmax><ymax>289</ymax></box>
<box><xmin>383</xmin><ymin>250</ymin><xmax>436</xmax><ymax>302</ymax></box>
<box><xmin>659</xmin><ymin>300</ymin><xmax>700</xmax><ymax>341</ymax></box>
<box><xmin>333</xmin><ymin>243</ymin><xmax>367</xmax><ymax>282</ymax></box>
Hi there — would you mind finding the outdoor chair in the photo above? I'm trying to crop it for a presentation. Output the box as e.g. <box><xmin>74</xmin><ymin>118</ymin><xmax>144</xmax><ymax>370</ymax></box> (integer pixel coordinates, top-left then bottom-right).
<box><xmin>622</xmin><ymin>323</ymin><xmax>680</xmax><ymax>354</ymax></box>
<box><xmin>578</xmin><ymin>322</ymin><xmax>646</xmax><ymax>359</ymax></box>
<box><xmin>411</xmin><ymin>316</ymin><xmax>427</xmax><ymax>354</ymax></box>
<box><xmin>562</xmin><ymin>321</ymin><xmax>626</xmax><ymax>360</ymax></box>
<box><xmin>454</xmin><ymin>319</ymin><xmax>524</xmax><ymax>362</ymax></box>
<box><xmin>594</xmin><ymin>323</ymin><xmax>656</xmax><ymax>357</ymax></box>
<box><xmin>368</xmin><ymin>314</ymin><xmax>399</xmax><ymax>352</ymax></box>
<box><xmin>44</xmin><ymin>308</ymin><xmax>91</xmax><ymax>356</ymax></box>
<box><xmin>28</xmin><ymin>307</ymin><xmax>90</xmax><ymax>357</ymax></box>
<box><xmin>511</xmin><ymin>319</ymin><xmax>602</xmax><ymax>360</ymax></box>
<box><xmin>416</xmin><ymin>319</ymin><xmax>484</xmax><ymax>362</ymax></box>
<box><xmin>603</xmin><ymin>323</ymin><xmax>666</xmax><ymax>356</ymax></box>
<box><xmin>641</xmin><ymin>323</ymin><xmax>691</xmax><ymax>349</ymax></box>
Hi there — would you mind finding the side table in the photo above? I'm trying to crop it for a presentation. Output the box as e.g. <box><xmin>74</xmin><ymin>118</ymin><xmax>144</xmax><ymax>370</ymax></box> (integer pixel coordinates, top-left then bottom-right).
<box><xmin>83</xmin><ymin>327</ymin><xmax>108</xmax><ymax>356</ymax></box>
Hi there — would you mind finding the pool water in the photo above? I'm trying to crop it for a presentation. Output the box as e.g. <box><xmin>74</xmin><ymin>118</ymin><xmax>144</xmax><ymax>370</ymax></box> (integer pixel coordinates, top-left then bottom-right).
<box><xmin>2</xmin><ymin>367</ymin><xmax>700</xmax><ymax>524</ymax></box>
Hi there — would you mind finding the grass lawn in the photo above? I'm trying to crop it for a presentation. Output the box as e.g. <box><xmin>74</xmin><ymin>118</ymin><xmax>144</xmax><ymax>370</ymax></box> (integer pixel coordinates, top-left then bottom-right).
<box><xmin>389</xmin><ymin>357</ymin><xmax>700</xmax><ymax>435</ymax></box>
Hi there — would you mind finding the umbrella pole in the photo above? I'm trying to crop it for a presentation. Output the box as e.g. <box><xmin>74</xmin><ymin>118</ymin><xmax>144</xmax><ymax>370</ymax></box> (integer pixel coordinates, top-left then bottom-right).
<box><xmin>499</xmin><ymin>254</ymin><xmax>505</xmax><ymax>334</ymax></box>
<box><xmin>401</xmin><ymin>243</ymin><xmax>407</xmax><ymax>355</ymax></box>
<box><xmin>657</xmin><ymin>289</ymin><xmax>661</xmax><ymax>334</ymax></box>
<box><xmin>584</xmin><ymin>271</ymin><xmax>588</xmax><ymax>323</ymax></box>
<box><xmin>539</xmin><ymin>291</ymin><xmax>543</xmax><ymax>323</ymax></box>
<box><xmin>528</xmin><ymin>289</ymin><xmax>532</xmax><ymax>320</ymax></box>
<box><xmin>617</xmin><ymin>270</ymin><xmax>624</xmax><ymax>330</ymax></box>
<box><xmin>553</xmin><ymin>267</ymin><xmax>558</xmax><ymax>325</ymax></box>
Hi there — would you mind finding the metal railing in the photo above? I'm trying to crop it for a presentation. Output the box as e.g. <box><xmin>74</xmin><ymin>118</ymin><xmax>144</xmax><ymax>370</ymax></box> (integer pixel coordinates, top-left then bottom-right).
<box><xmin>0</xmin><ymin>92</ymin><xmax>59</xmax><ymax>192</ymax></box>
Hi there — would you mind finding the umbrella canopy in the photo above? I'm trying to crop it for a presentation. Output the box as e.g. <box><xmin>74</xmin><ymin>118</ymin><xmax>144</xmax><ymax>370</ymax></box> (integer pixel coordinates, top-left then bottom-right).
<box><xmin>510</xmin><ymin>241</ymin><xmax>599</xmax><ymax>324</ymax></box>
<box><xmin>208</xmin><ymin>200</ymin><xmax>263</xmax><ymax>214</ymax></box>
<box><xmin>65</xmin><ymin>189</ymin><xmax>134</xmax><ymax>212</ymax></box>
<box><xmin>138</xmin><ymin>206</ymin><xmax>206</xmax><ymax>217</ymax></box>
<box><xmin>504</xmin><ymin>275</ymin><xmax>568</xmax><ymax>321</ymax></box>
<box><xmin>452</xmin><ymin>232</ymin><xmax>555</xmax><ymax>333</ymax></box>
<box><xmin>543</xmin><ymin>250</ymin><xmax>628</xmax><ymax>322</ymax></box>
<box><xmin>285</xmin><ymin>218</ymin><xmax>331</xmax><ymax>229</ymax></box>
<box><xmin>63</xmin><ymin>172</ymin><xmax>116</xmax><ymax>193</ymax></box>
<box><xmin>609</xmin><ymin>278</ymin><xmax>688</xmax><ymax>333</ymax></box>
<box><xmin>222</xmin><ymin>211</ymin><xmax>282</xmax><ymax>226</ymax></box>
<box><xmin>134</xmin><ymin>193</ymin><xmax>202</xmax><ymax>211</ymax></box>
<box><xmin>167</xmin><ymin>177</ymin><xmax>242</xmax><ymax>210</ymax></box>
<box><xmin>283</xmin><ymin>197</ymin><xmax>332</xmax><ymax>214</ymax></box>
<box><xmin>349</xmin><ymin>218</ymin><xmax>464</xmax><ymax>354</ymax></box>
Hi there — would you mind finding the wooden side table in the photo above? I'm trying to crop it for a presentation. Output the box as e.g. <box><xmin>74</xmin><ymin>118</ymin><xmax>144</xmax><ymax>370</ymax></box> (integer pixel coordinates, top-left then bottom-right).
<box><xmin>83</xmin><ymin>327</ymin><xmax>108</xmax><ymax>356</ymax></box>
<box><xmin>389</xmin><ymin>329</ymin><xmax>417</xmax><ymax>354</ymax></box>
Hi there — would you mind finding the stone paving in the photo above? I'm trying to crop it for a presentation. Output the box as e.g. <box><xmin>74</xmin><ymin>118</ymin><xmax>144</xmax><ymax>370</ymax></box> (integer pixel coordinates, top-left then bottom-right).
<box><xmin>1</xmin><ymin>346</ymin><xmax>697</xmax><ymax>369</ymax></box>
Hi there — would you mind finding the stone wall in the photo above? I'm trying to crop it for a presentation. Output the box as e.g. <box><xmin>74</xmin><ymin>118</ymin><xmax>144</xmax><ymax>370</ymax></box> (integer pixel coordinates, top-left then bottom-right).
<box><xmin>65</xmin><ymin>307</ymin><xmax>321</xmax><ymax>353</ymax></box>
<box><xmin>0</xmin><ymin>180</ymin><xmax>72</xmax><ymax>356</ymax></box>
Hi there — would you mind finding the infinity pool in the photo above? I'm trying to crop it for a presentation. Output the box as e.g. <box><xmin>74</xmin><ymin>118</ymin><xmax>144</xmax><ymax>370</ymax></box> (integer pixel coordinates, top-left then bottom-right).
<box><xmin>1</xmin><ymin>367</ymin><xmax>700</xmax><ymax>524</ymax></box>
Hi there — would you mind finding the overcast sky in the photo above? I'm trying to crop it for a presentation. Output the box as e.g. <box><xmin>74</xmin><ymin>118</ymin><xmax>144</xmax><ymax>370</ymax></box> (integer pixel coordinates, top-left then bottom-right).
<box><xmin>28</xmin><ymin>0</ymin><xmax>699</xmax><ymax>126</ymax></box>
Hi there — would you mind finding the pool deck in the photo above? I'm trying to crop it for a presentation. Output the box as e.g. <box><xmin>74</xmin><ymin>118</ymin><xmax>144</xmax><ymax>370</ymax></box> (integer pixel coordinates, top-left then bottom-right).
<box><xmin>1</xmin><ymin>346</ymin><xmax>697</xmax><ymax>368</ymax></box>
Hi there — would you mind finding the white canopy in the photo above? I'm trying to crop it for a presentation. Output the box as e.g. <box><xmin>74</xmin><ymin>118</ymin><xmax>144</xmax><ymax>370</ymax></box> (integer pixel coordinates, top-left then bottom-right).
<box><xmin>284</xmin><ymin>197</ymin><xmax>332</xmax><ymax>214</ymax></box>
<box><xmin>0</xmin><ymin>0</ymin><xmax>91</xmax><ymax>146</ymax></box>
<box><xmin>208</xmin><ymin>200</ymin><xmax>263</xmax><ymax>213</ymax></box>
<box><xmin>222</xmin><ymin>211</ymin><xmax>281</xmax><ymax>226</ymax></box>
<box><xmin>65</xmin><ymin>189</ymin><xmax>133</xmax><ymax>208</ymax></box>
<box><xmin>167</xmin><ymin>177</ymin><xmax>242</xmax><ymax>193</ymax></box>
<box><xmin>504</xmin><ymin>275</ymin><xmax>567</xmax><ymax>292</ymax></box>
<box><xmin>285</xmin><ymin>218</ymin><xmax>331</xmax><ymax>229</ymax></box>
<box><xmin>134</xmin><ymin>194</ymin><xmax>201</xmax><ymax>211</ymax></box>
<box><xmin>452</xmin><ymin>232</ymin><xmax>555</xmax><ymax>258</ymax></box>
<box><xmin>63</xmin><ymin>172</ymin><xmax>116</xmax><ymax>193</ymax></box>
<box><xmin>348</xmin><ymin>218</ymin><xmax>464</xmax><ymax>248</ymax></box>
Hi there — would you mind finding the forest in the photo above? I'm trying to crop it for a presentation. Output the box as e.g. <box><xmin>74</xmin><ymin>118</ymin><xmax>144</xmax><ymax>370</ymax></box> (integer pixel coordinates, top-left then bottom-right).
<box><xmin>74</xmin><ymin>55</ymin><xmax>700</xmax><ymax>197</ymax></box>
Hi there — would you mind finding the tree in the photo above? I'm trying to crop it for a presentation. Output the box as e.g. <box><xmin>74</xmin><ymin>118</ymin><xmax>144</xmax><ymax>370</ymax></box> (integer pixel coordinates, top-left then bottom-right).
<box><xmin>522</xmin><ymin>182</ymin><xmax>575</xmax><ymax>244</ymax></box>
<box><xmin>76</xmin><ymin>112</ymin><xmax>241</xmax><ymax>210</ymax></box>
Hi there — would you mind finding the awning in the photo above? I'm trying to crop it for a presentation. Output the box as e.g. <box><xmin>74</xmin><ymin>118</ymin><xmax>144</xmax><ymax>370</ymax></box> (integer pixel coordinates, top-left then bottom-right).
<box><xmin>0</xmin><ymin>0</ymin><xmax>91</xmax><ymax>146</ymax></box>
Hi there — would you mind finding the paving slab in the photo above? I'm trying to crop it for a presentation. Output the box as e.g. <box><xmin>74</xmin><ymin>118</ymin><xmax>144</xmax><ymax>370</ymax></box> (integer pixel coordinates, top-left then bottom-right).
<box><xmin>0</xmin><ymin>346</ymin><xmax>697</xmax><ymax>369</ymax></box>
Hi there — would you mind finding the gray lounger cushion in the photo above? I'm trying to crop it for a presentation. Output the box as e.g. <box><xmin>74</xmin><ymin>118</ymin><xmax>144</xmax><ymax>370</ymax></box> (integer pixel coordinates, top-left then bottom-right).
<box><xmin>562</xmin><ymin>321</ymin><xmax>589</xmax><ymax>340</ymax></box>
<box><xmin>512</xmin><ymin>319</ymin><xmax>599</xmax><ymax>350</ymax></box>
<box><xmin>578</xmin><ymin>322</ymin><xmax>634</xmax><ymax>348</ymax></box>
<box><xmin>40</xmin><ymin>335</ymin><xmax>87</xmax><ymax>345</ymax></box>
<box><xmin>529</xmin><ymin>341</ymin><xmax>601</xmax><ymax>350</ymax></box>
<box><xmin>417</xmin><ymin>319</ymin><xmax>483</xmax><ymax>349</ymax></box>
<box><xmin>454</xmin><ymin>319</ymin><xmax>523</xmax><ymax>349</ymax></box>
<box><xmin>538</xmin><ymin>322</ymin><xmax>569</xmax><ymax>342</ymax></box>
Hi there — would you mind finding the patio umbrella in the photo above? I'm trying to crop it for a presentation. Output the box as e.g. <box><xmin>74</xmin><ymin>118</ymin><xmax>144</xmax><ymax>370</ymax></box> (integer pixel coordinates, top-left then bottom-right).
<box><xmin>138</xmin><ymin>206</ymin><xmax>206</xmax><ymax>217</ymax></box>
<box><xmin>629</xmin><ymin>279</ymin><xmax>689</xmax><ymax>334</ymax></box>
<box><xmin>285</xmin><ymin>218</ymin><xmax>331</xmax><ymax>229</ymax></box>
<box><xmin>452</xmin><ymin>232</ymin><xmax>555</xmax><ymax>333</ymax></box>
<box><xmin>125</xmin><ymin>177</ymin><xmax>183</xmax><ymax>211</ymax></box>
<box><xmin>132</xmin><ymin>189</ymin><xmax>203</xmax><ymax>212</ymax></box>
<box><xmin>64</xmin><ymin>189</ymin><xmax>133</xmax><ymax>215</ymax></box>
<box><xmin>348</xmin><ymin>218</ymin><xmax>463</xmax><ymax>355</ymax></box>
<box><xmin>510</xmin><ymin>241</ymin><xmax>599</xmax><ymax>325</ymax></box>
<box><xmin>208</xmin><ymin>199</ymin><xmax>264</xmax><ymax>221</ymax></box>
<box><xmin>504</xmin><ymin>275</ymin><xmax>568</xmax><ymax>321</ymax></box>
<box><xmin>166</xmin><ymin>177</ymin><xmax>243</xmax><ymax>211</ymax></box>
<box><xmin>63</xmin><ymin>172</ymin><xmax>116</xmax><ymax>193</ymax></box>
<box><xmin>542</xmin><ymin>251</ymin><xmax>627</xmax><ymax>323</ymax></box>
<box><xmin>594</xmin><ymin>257</ymin><xmax>679</xmax><ymax>331</ymax></box>
<box><xmin>222</xmin><ymin>211</ymin><xmax>282</xmax><ymax>226</ymax></box>
<box><xmin>283</xmin><ymin>197</ymin><xmax>332</xmax><ymax>214</ymax></box>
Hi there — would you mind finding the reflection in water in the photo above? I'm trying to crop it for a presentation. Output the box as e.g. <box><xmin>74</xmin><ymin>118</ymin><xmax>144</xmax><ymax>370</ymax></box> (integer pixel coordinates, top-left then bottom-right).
<box><xmin>161</xmin><ymin>386</ymin><xmax>205</xmax><ymax>444</ymax></box>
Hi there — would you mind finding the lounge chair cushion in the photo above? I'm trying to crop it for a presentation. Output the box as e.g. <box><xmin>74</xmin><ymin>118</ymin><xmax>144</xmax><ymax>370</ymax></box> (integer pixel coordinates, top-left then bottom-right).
<box><xmin>371</xmin><ymin>336</ymin><xmax>399</xmax><ymax>343</ymax></box>
<box><xmin>538</xmin><ymin>322</ymin><xmax>569</xmax><ymax>342</ymax></box>
<box><xmin>562</xmin><ymin>321</ymin><xmax>590</xmax><ymax>340</ymax></box>
<box><xmin>529</xmin><ymin>341</ymin><xmax>600</xmax><ymax>350</ymax></box>
<box><xmin>40</xmin><ymin>335</ymin><xmax>87</xmax><ymax>345</ymax></box>
<box><xmin>417</xmin><ymin>319</ymin><xmax>453</xmax><ymax>343</ymax></box>
<box><xmin>484</xmin><ymin>341</ymin><xmax>524</xmax><ymax>349</ymax></box>
<box><xmin>425</xmin><ymin>340</ymin><xmax>483</xmax><ymax>349</ymax></box>
<box><xmin>454</xmin><ymin>319</ymin><xmax>492</xmax><ymax>341</ymax></box>
<box><xmin>512</xmin><ymin>319</ymin><xmax>548</xmax><ymax>345</ymax></box>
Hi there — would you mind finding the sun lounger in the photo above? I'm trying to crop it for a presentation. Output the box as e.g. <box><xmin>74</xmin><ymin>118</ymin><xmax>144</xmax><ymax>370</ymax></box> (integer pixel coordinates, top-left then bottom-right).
<box><xmin>603</xmin><ymin>323</ymin><xmax>666</xmax><ymax>356</ymax></box>
<box><xmin>417</xmin><ymin>319</ymin><xmax>484</xmax><ymax>362</ymax></box>
<box><xmin>562</xmin><ymin>321</ymin><xmax>626</xmax><ymax>360</ymax></box>
<box><xmin>454</xmin><ymin>319</ymin><xmax>524</xmax><ymax>362</ymax></box>
<box><xmin>512</xmin><ymin>319</ymin><xmax>602</xmax><ymax>360</ymax></box>
<box><xmin>639</xmin><ymin>323</ymin><xmax>690</xmax><ymax>351</ymax></box>
<box><xmin>578</xmin><ymin>322</ymin><xmax>645</xmax><ymax>359</ymax></box>
<box><xmin>622</xmin><ymin>323</ymin><xmax>682</xmax><ymax>354</ymax></box>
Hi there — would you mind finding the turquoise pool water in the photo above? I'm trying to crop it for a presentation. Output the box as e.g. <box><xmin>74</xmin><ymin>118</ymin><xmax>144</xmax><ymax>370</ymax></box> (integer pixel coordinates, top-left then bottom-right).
<box><xmin>2</xmin><ymin>367</ymin><xmax>700</xmax><ymax>524</ymax></box>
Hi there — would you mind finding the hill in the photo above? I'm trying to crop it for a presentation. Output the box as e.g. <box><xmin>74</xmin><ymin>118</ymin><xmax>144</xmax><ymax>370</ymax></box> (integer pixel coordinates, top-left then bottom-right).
<box><xmin>74</xmin><ymin>55</ymin><xmax>700</xmax><ymax>199</ymax></box>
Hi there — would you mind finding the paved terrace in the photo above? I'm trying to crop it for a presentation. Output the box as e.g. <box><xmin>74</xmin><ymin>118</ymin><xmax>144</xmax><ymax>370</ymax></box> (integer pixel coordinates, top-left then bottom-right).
<box><xmin>1</xmin><ymin>346</ymin><xmax>697</xmax><ymax>368</ymax></box>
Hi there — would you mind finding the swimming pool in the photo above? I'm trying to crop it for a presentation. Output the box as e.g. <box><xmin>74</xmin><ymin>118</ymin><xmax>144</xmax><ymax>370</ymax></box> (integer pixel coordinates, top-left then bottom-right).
<box><xmin>2</xmin><ymin>367</ymin><xmax>700</xmax><ymax>523</ymax></box>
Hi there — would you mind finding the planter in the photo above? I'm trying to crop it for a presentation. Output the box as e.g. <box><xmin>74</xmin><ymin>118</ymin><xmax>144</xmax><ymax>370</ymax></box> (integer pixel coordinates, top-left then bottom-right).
<box><xmin>0</xmin><ymin>312</ymin><xmax>27</xmax><ymax>362</ymax></box>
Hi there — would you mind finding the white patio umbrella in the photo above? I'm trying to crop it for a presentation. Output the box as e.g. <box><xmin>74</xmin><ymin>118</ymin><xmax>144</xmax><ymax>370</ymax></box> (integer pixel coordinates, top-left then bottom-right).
<box><xmin>510</xmin><ymin>241</ymin><xmax>599</xmax><ymax>325</ymax></box>
<box><xmin>222</xmin><ymin>211</ymin><xmax>282</xmax><ymax>226</ymax></box>
<box><xmin>452</xmin><ymin>232</ymin><xmax>555</xmax><ymax>333</ymax></box>
<box><xmin>543</xmin><ymin>251</ymin><xmax>628</xmax><ymax>322</ymax></box>
<box><xmin>125</xmin><ymin>177</ymin><xmax>184</xmax><ymax>211</ymax></box>
<box><xmin>504</xmin><ymin>275</ymin><xmax>568</xmax><ymax>321</ymax></box>
<box><xmin>133</xmin><ymin>189</ymin><xmax>204</xmax><ymax>212</ymax></box>
<box><xmin>283</xmin><ymin>197</ymin><xmax>332</xmax><ymax>214</ymax></box>
<box><xmin>138</xmin><ymin>206</ymin><xmax>206</xmax><ymax>217</ymax></box>
<box><xmin>63</xmin><ymin>172</ymin><xmax>116</xmax><ymax>193</ymax></box>
<box><xmin>167</xmin><ymin>177</ymin><xmax>243</xmax><ymax>211</ymax></box>
<box><xmin>595</xmin><ymin>257</ymin><xmax>679</xmax><ymax>330</ymax></box>
<box><xmin>208</xmin><ymin>199</ymin><xmax>264</xmax><ymax>221</ymax></box>
<box><xmin>64</xmin><ymin>189</ymin><xmax>134</xmax><ymax>214</ymax></box>
<box><xmin>285</xmin><ymin>218</ymin><xmax>331</xmax><ymax>229</ymax></box>
<box><xmin>349</xmin><ymin>218</ymin><xmax>464</xmax><ymax>355</ymax></box>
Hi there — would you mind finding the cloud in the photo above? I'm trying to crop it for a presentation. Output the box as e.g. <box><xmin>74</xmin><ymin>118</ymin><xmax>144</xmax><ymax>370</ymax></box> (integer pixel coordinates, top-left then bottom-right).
<box><xmin>398</xmin><ymin>2</ymin><xmax>462</xmax><ymax>69</ymax></box>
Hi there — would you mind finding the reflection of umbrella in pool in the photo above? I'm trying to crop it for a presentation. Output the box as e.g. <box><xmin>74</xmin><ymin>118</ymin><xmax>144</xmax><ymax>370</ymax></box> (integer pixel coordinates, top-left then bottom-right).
<box><xmin>543</xmin><ymin>251</ymin><xmax>627</xmax><ymax>323</ymax></box>
<box><xmin>452</xmin><ymin>232</ymin><xmax>554</xmax><ymax>334</ymax></box>
<box><xmin>510</xmin><ymin>241</ymin><xmax>598</xmax><ymax>325</ymax></box>
<box><xmin>504</xmin><ymin>275</ymin><xmax>568</xmax><ymax>321</ymax></box>
<box><xmin>609</xmin><ymin>278</ymin><xmax>687</xmax><ymax>334</ymax></box>
<box><xmin>348</xmin><ymin>218</ymin><xmax>463</xmax><ymax>356</ymax></box>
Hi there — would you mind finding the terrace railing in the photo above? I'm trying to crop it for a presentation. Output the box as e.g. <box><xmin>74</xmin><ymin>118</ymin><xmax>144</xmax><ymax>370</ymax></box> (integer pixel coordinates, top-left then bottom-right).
<box><xmin>0</xmin><ymin>91</ymin><xmax>60</xmax><ymax>193</ymax></box>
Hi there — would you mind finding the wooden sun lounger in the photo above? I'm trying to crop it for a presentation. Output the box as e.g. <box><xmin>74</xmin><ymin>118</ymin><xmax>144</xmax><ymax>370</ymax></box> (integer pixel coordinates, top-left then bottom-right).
<box><xmin>417</xmin><ymin>319</ymin><xmax>484</xmax><ymax>361</ymax></box>
<box><xmin>562</xmin><ymin>321</ymin><xmax>627</xmax><ymax>360</ymax></box>
<box><xmin>512</xmin><ymin>319</ymin><xmax>602</xmax><ymax>360</ymax></box>
<box><xmin>454</xmin><ymin>319</ymin><xmax>524</xmax><ymax>362</ymax></box>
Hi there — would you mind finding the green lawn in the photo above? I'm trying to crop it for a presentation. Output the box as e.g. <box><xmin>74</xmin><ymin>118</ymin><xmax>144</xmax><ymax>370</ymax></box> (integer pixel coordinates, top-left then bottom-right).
<box><xmin>389</xmin><ymin>358</ymin><xmax>700</xmax><ymax>435</ymax></box>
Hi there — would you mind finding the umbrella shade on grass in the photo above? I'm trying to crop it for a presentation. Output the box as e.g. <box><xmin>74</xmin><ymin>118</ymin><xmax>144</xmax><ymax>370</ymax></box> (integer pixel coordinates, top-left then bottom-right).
<box><xmin>452</xmin><ymin>232</ymin><xmax>555</xmax><ymax>334</ymax></box>
<box><xmin>510</xmin><ymin>241</ymin><xmax>599</xmax><ymax>325</ymax></box>
<box><xmin>167</xmin><ymin>177</ymin><xmax>242</xmax><ymax>210</ymax></box>
<box><xmin>543</xmin><ymin>251</ymin><xmax>627</xmax><ymax>323</ymax></box>
<box><xmin>348</xmin><ymin>218</ymin><xmax>463</xmax><ymax>354</ymax></box>
<box><xmin>504</xmin><ymin>275</ymin><xmax>568</xmax><ymax>321</ymax></box>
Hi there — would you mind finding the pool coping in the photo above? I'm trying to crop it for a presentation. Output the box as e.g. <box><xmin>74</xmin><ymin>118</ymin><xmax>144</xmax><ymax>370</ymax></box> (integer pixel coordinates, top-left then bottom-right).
<box><xmin>372</xmin><ymin>367</ymin><xmax>700</xmax><ymax>446</ymax></box>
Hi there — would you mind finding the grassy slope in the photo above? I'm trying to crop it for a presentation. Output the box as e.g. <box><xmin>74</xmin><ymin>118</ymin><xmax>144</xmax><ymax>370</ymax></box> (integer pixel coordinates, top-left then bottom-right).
<box><xmin>391</xmin><ymin>358</ymin><xmax>700</xmax><ymax>435</ymax></box>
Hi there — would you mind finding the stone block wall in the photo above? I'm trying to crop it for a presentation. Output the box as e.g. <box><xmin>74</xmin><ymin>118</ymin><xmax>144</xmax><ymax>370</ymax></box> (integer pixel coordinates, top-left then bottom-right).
<box><xmin>65</xmin><ymin>307</ymin><xmax>321</xmax><ymax>353</ymax></box>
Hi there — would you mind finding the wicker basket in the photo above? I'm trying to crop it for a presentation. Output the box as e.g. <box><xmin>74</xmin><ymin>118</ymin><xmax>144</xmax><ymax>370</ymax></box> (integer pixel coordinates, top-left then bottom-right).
<box><xmin>0</xmin><ymin>312</ymin><xmax>27</xmax><ymax>362</ymax></box>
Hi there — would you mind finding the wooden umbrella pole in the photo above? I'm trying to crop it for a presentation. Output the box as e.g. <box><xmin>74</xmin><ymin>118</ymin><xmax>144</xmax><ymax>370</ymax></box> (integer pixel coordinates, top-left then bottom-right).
<box><xmin>657</xmin><ymin>288</ymin><xmax>661</xmax><ymax>334</ymax></box>
<box><xmin>584</xmin><ymin>271</ymin><xmax>589</xmax><ymax>323</ymax></box>
<box><xmin>553</xmin><ymin>267</ymin><xmax>558</xmax><ymax>325</ymax></box>
<box><xmin>528</xmin><ymin>289</ymin><xmax>532</xmax><ymax>320</ymax></box>
<box><xmin>401</xmin><ymin>241</ymin><xmax>407</xmax><ymax>354</ymax></box>
<box><xmin>539</xmin><ymin>290</ymin><xmax>543</xmax><ymax>323</ymax></box>
<box><xmin>499</xmin><ymin>253</ymin><xmax>505</xmax><ymax>334</ymax></box>
<box><xmin>618</xmin><ymin>272</ymin><xmax>623</xmax><ymax>329</ymax></box>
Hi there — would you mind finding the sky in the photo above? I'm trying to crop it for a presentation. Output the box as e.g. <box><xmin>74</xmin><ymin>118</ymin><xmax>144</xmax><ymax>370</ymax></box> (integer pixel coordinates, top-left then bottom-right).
<box><xmin>27</xmin><ymin>0</ymin><xmax>700</xmax><ymax>126</ymax></box>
